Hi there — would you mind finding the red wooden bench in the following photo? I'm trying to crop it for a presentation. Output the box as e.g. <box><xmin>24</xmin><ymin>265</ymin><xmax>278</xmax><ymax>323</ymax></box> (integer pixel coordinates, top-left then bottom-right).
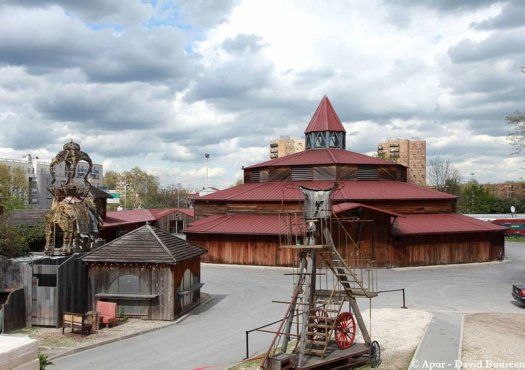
<box><xmin>96</xmin><ymin>301</ymin><xmax>118</xmax><ymax>329</ymax></box>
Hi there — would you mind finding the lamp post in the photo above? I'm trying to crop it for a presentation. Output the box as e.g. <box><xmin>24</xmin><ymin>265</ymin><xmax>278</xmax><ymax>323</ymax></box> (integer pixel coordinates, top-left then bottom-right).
<box><xmin>205</xmin><ymin>153</ymin><xmax>210</xmax><ymax>189</ymax></box>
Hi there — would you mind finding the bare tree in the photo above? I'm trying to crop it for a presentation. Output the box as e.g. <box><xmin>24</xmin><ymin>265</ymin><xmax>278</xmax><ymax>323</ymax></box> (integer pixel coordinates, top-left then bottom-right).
<box><xmin>427</xmin><ymin>158</ymin><xmax>461</xmax><ymax>194</ymax></box>
<box><xmin>507</xmin><ymin>111</ymin><xmax>525</xmax><ymax>153</ymax></box>
<box><xmin>507</xmin><ymin>67</ymin><xmax>525</xmax><ymax>153</ymax></box>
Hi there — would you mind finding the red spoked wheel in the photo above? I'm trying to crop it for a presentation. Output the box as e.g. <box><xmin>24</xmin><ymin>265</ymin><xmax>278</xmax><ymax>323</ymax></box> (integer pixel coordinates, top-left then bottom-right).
<box><xmin>335</xmin><ymin>312</ymin><xmax>356</xmax><ymax>349</ymax></box>
<box><xmin>308</xmin><ymin>308</ymin><xmax>328</xmax><ymax>340</ymax></box>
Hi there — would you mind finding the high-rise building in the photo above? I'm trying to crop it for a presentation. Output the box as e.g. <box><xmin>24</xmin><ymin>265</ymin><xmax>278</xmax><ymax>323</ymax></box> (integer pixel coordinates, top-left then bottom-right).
<box><xmin>269</xmin><ymin>136</ymin><xmax>304</xmax><ymax>159</ymax></box>
<box><xmin>0</xmin><ymin>155</ymin><xmax>104</xmax><ymax>209</ymax></box>
<box><xmin>377</xmin><ymin>139</ymin><xmax>426</xmax><ymax>186</ymax></box>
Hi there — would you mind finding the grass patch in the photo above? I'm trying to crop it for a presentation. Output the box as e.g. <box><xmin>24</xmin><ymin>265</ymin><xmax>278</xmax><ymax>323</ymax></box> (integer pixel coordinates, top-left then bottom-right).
<box><xmin>506</xmin><ymin>236</ymin><xmax>525</xmax><ymax>243</ymax></box>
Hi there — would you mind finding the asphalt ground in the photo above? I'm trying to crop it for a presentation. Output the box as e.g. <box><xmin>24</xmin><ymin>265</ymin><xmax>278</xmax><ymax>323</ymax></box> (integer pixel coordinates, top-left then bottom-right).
<box><xmin>51</xmin><ymin>241</ymin><xmax>525</xmax><ymax>370</ymax></box>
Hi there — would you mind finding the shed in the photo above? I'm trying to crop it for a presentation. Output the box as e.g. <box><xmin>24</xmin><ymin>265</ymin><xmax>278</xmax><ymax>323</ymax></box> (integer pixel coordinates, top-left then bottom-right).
<box><xmin>82</xmin><ymin>224</ymin><xmax>207</xmax><ymax>320</ymax></box>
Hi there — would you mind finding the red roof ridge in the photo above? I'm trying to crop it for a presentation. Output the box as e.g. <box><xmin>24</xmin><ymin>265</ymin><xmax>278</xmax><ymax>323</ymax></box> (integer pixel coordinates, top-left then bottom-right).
<box><xmin>304</xmin><ymin>96</ymin><xmax>346</xmax><ymax>134</ymax></box>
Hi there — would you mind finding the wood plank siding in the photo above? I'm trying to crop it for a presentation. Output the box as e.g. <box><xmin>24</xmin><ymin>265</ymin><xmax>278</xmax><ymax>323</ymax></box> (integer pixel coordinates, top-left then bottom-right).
<box><xmin>393</xmin><ymin>232</ymin><xmax>504</xmax><ymax>267</ymax></box>
<box><xmin>87</xmin><ymin>264</ymin><xmax>175</xmax><ymax>321</ymax></box>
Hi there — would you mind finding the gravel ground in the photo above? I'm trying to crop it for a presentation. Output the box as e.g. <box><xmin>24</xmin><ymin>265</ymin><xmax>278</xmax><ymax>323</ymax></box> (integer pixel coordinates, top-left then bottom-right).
<box><xmin>358</xmin><ymin>308</ymin><xmax>432</xmax><ymax>369</ymax></box>
<box><xmin>461</xmin><ymin>313</ymin><xmax>525</xmax><ymax>368</ymax></box>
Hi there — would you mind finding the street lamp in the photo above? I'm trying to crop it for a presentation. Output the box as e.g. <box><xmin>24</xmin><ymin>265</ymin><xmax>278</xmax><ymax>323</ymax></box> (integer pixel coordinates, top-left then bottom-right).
<box><xmin>205</xmin><ymin>153</ymin><xmax>210</xmax><ymax>189</ymax></box>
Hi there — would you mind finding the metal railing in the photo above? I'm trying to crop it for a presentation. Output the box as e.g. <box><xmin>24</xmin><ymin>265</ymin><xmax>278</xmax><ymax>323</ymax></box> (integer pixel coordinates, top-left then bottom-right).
<box><xmin>376</xmin><ymin>288</ymin><xmax>408</xmax><ymax>309</ymax></box>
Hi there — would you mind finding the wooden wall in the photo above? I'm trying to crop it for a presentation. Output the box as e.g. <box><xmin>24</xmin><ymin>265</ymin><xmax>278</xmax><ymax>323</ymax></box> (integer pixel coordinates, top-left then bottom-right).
<box><xmin>0</xmin><ymin>256</ymin><xmax>32</xmax><ymax>326</ymax></box>
<box><xmin>172</xmin><ymin>257</ymin><xmax>202</xmax><ymax>315</ymax></box>
<box><xmin>31</xmin><ymin>255</ymin><xmax>87</xmax><ymax>327</ymax></box>
<box><xmin>187</xmin><ymin>234</ymin><xmax>298</xmax><ymax>266</ymax></box>
<box><xmin>1</xmin><ymin>288</ymin><xmax>26</xmax><ymax>333</ymax></box>
<box><xmin>86</xmin><ymin>264</ymin><xmax>175</xmax><ymax>321</ymax></box>
<box><xmin>332</xmin><ymin>211</ymin><xmax>393</xmax><ymax>267</ymax></box>
<box><xmin>393</xmin><ymin>232</ymin><xmax>505</xmax><ymax>267</ymax></box>
<box><xmin>188</xmin><ymin>226</ymin><xmax>505</xmax><ymax>269</ymax></box>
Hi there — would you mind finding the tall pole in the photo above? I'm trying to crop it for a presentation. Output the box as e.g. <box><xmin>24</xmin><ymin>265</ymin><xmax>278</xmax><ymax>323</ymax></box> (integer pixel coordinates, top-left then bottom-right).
<box><xmin>177</xmin><ymin>183</ymin><xmax>181</xmax><ymax>208</ymax></box>
<box><xmin>205</xmin><ymin>153</ymin><xmax>210</xmax><ymax>189</ymax></box>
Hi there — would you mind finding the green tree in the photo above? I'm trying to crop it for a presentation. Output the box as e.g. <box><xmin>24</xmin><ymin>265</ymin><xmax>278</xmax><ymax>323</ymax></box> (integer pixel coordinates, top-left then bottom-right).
<box><xmin>0</xmin><ymin>164</ymin><xmax>28</xmax><ymax>216</ymax></box>
<box><xmin>0</xmin><ymin>217</ymin><xmax>30</xmax><ymax>257</ymax></box>
<box><xmin>458</xmin><ymin>181</ymin><xmax>497</xmax><ymax>213</ymax></box>
<box><xmin>103</xmin><ymin>170</ymin><xmax>120</xmax><ymax>190</ymax></box>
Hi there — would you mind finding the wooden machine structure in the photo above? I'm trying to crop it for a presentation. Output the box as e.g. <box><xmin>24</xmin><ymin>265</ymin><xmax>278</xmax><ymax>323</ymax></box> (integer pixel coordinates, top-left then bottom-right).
<box><xmin>261</xmin><ymin>185</ymin><xmax>381</xmax><ymax>369</ymax></box>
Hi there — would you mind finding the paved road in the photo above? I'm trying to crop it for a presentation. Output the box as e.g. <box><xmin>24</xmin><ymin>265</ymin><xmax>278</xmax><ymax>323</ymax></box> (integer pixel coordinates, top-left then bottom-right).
<box><xmin>52</xmin><ymin>242</ymin><xmax>525</xmax><ymax>370</ymax></box>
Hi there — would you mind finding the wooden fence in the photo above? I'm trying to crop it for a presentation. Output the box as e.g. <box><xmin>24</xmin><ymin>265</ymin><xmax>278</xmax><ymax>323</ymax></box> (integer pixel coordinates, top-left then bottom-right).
<box><xmin>1</xmin><ymin>288</ymin><xmax>26</xmax><ymax>333</ymax></box>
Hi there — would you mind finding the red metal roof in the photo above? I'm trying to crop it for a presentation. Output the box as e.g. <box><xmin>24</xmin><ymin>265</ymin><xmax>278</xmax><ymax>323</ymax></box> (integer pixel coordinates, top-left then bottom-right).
<box><xmin>305</xmin><ymin>96</ymin><xmax>346</xmax><ymax>133</ymax></box>
<box><xmin>393</xmin><ymin>214</ymin><xmax>506</xmax><ymax>236</ymax></box>
<box><xmin>184</xmin><ymin>214</ymin><xmax>304</xmax><ymax>235</ymax></box>
<box><xmin>104</xmin><ymin>208</ymin><xmax>194</xmax><ymax>228</ymax></box>
<box><xmin>333</xmin><ymin>202</ymin><xmax>403</xmax><ymax>217</ymax></box>
<box><xmin>196</xmin><ymin>180</ymin><xmax>456</xmax><ymax>203</ymax></box>
<box><xmin>186</xmin><ymin>212</ymin><xmax>504</xmax><ymax>236</ymax></box>
<box><xmin>103</xmin><ymin>209</ymin><xmax>156</xmax><ymax>227</ymax></box>
<box><xmin>246</xmin><ymin>148</ymin><xmax>398</xmax><ymax>169</ymax></box>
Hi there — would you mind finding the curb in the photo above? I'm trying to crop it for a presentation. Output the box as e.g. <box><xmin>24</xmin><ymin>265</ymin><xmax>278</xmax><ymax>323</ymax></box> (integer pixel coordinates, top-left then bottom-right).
<box><xmin>47</xmin><ymin>293</ymin><xmax>215</xmax><ymax>361</ymax></box>
<box><xmin>407</xmin><ymin>312</ymin><xmax>433</xmax><ymax>370</ymax></box>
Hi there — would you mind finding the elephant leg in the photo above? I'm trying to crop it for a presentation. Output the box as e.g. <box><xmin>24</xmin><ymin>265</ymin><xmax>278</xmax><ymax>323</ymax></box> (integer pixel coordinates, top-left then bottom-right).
<box><xmin>44</xmin><ymin>221</ymin><xmax>55</xmax><ymax>255</ymax></box>
<box><xmin>61</xmin><ymin>216</ymin><xmax>75</xmax><ymax>255</ymax></box>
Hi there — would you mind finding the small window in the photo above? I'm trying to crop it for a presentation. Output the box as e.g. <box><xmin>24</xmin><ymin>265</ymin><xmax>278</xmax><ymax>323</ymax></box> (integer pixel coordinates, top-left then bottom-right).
<box><xmin>329</xmin><ymin>132</ymin><xmax>340</xmax><ymax>148</ymax></box>
<box><xmin>314</xmin><ymin>132</ymin><xmax>326</xmax><ymax>148</ymax></box>
<box><xmin>34</xmin><ymin>274</ymin><xmax>57</xmax><ymax>287</ymax></box>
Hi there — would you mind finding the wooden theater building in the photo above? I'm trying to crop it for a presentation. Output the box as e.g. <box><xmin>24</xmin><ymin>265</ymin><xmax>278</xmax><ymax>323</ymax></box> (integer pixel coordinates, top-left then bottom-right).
<box><xmin>185</xmin><ymin>96</ymin><xmax>505</xmax><ymax>267</ymax></box>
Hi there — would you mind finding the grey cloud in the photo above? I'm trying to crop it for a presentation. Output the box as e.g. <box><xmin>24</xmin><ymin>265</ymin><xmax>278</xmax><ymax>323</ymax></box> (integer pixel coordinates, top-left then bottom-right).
<box><xmin>448</xmin><ymin>33</ymin><xmax>525</xmax><ymax>63</ymax></box>
<box><xmin>34</xmin><ymin>83</ymin><xmax>172</xmax><ymax>130</ymax></box>
<box><xmin>0</xmin><ymin>6</ymin><xmax>193</xmax><ymax>84</ymax></box>
<box><xmin>176</xmin><ymin>0</ymin><xmax>239</xmax><ymax>29</ymax></box>
<box><xmin>222</xmin><ymin>34</ymin><xmax>264</xmax><ymax>54</ymax></box>
<box><xmin>384</xmin><ymin>0</ymin><xmax>500</xmax><ymax>12</ymax></box>
<box><xmin>472</xmin><ymin>0</ymin><xmax>525</xmax><ymax>30</ymax></box>
<box><xmin>186</xmin><ymin>58</ymin><xmax>273</xmax><ymax>102</ymax></box>
<box><xmin>0</xmin><ymin>115</ymin><xmax>56</xmax><ymax>149</ymax></box>
<box><xmin>1</xmin><ymin>0</ymin><xmax>152</xmax><ymax>25</ymax></box>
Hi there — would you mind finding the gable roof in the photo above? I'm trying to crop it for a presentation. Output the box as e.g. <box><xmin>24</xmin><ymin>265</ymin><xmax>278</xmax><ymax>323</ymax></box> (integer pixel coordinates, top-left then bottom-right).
<box><xmin>103</xmin><ymin>208</ymin><xmax>194</xmax><ymax>228</ymax></box>
<box><xmin>245</xmin><ymin>148</ymin><xmax>399</xmax><ymax>169</ymax></box>
<box><xmin>392</xmin><ymin>214</ymin><xmax>506</xmax><ymax>236</ymax></box>
<box><xmin>305</xmin><ymin>96</ymin><xmax>346</xmax><ymax>133</ymax></box>
<box><xmin>333</xmin><ymin>202</ymin><xmax>403</xmax><ymax>217</ymax></box>
<box><xmin>196</xmin><ymin>180</ymin><xmax>456</xmax><ymax>202</ymax></box>
<box><xmin>83</xmin><ymin>224</ymin><xmax>206</xmax><ymax>263</ymax></box>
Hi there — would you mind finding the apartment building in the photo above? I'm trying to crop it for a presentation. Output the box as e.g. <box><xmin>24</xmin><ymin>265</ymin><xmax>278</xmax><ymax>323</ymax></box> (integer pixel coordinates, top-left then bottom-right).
<box><xmin>377</xmin><ymin>139</ymin><xmax>426</xmax><ymax>186</ymax></box>
<box><xmin>0</xmin><ymin>154</ymin><xmax>103</xmax><ymax>209</ymax></box>
<box><xmin>269</xmin><ymin>136</ymin><xmax>304</xmax><ymax>159</ymax></box>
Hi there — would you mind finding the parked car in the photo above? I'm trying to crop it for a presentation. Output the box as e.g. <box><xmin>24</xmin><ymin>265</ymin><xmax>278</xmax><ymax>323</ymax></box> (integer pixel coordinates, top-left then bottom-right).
<box><xmin>512</xmin><ymin>284</ymin><xmax>525</xmax><ymax>305</ymax></box>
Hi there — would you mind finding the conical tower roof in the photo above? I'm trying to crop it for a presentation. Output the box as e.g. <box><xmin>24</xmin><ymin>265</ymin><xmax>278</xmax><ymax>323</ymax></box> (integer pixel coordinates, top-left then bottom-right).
<box><xmin>304</xmin><ymin>96</ymin><xmax>346</xmax><ymax>134</ymax></box>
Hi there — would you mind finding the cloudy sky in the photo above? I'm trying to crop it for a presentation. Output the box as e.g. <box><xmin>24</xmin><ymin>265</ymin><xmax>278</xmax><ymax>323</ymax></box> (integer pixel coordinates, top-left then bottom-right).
<box><xmin>0</xmin><ymin>0</ymin><xmax>523</xmax><ymax>190</ymax></box>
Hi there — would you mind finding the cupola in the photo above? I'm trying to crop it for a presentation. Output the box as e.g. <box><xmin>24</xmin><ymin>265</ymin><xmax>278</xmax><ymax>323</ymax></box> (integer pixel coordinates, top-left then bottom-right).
<box><xmin>304</xmin><ymin>96</ymin><xmax>346</xmax><ymax>150</ymax></box>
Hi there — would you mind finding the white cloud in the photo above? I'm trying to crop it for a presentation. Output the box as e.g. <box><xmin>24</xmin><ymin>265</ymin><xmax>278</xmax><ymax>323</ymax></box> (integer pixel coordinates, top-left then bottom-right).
<box><xmin>0</xmin><ymin>0</ymin><xmax>523</xmax><ymax>191</ymax></box>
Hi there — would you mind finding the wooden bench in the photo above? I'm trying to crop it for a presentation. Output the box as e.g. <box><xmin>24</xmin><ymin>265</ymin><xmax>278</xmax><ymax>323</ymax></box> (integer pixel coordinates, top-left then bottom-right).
<box><xmin>96</xmin><ymin>301</ymin><xmax>118</xmax><ymax>329</ymax></box>
<box><xmin>62</xmin><ymin>312</ymin><xmax>94</xmax><ymax>336</ymax></box>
